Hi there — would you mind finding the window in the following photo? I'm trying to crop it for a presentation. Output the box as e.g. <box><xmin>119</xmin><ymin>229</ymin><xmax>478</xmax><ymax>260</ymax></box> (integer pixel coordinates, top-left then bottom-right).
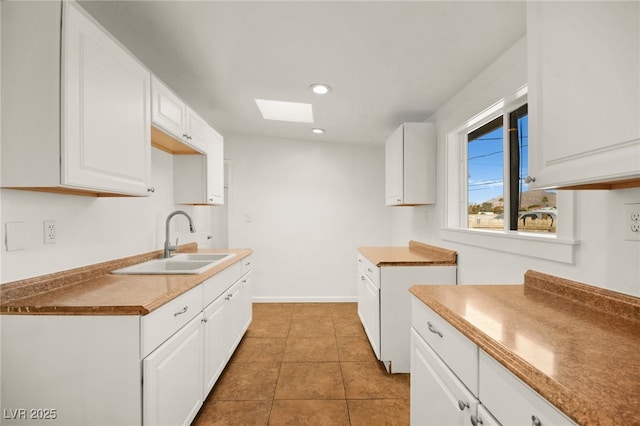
<box><xmin>443</xmin><ymin>89</ymin><xmax>577</xmax><ymax>264</ymax></box>
<box><xmin>465</xmin><ymin>102</ymin><xmax>557</xmax><ymax>234</ymax></box>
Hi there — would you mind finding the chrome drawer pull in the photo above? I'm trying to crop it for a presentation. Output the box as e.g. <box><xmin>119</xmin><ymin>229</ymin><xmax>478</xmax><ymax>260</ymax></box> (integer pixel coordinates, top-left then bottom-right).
<box><xmin>531</xmin><ymin>415</ymin><xmax>542</xmax><ymax>426</ymax></box>
<box><xmin>427</xmin><ymin>321</ymin><xmax>443</xmax><ymax>337</ymax></box>
<box><xmin>174</xmin><ymin>306</ymin><xmax>188</xmax><ymax>317</ymax></box>
<box><xmin>457</xmin><ymin>400</ymin><xmax>469</xmax><ymax>411</ymax></box>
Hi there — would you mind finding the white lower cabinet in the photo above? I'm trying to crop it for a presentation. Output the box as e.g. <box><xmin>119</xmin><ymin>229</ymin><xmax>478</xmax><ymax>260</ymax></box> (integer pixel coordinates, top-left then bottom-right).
<box><xmin>203</xmin><ymin>293</ymin><xmax>229</xmax><ymax>394</ymax></box>
<box><xmin>143</xmin><ymin>313</ymin><xmax>204</xmax><ymax>426</ymax></box>
<box><xmin>0</xmin><ymin>256</ymin><xmax>253</xmax><ymax>426</ymax></box>
<box><xmin>410</xmin><ymin>296</ymin><xmax>576</xmax><ymax>426</ymax></box>
<box><xmin>202</xmin><ymin>268</ymin><xmax>253</xmax><ymax>395</ymax></box>
<box><xmin>357</xmin><ymin>252</ymin><xmax>456</xmax><ymax>373</ymax></box>
<box><xmin>479</xmin><ymin>351</ymin><xmax>574</xmax><ymax>426</ymax></box>
<box><xmin>410</xmin><ymin>328</ymin><xmax>478</xmax><ymax>426</ymax></box>
<box><xmin>145</xmin><ymin>256</ymin><xmax>254</xmax><ymax>425</ymax></box>
<box><xmin>357</xmin><ymin>270</ymin><xmax>381</xmax><ymax>359</ymax></box>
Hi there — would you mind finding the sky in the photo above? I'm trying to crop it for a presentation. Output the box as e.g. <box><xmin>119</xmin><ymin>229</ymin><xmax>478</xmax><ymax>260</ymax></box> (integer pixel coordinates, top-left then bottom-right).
<box><xmin>467</xmin><ymin>116</ymin><xmax>528</xmax><ymax>205</ymax></box>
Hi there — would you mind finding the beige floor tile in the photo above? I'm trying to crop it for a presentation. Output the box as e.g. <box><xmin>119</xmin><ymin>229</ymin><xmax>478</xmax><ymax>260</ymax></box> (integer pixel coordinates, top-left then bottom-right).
<box><xmin>330</xmin><ymin>303</ymin><xmax>358</xmax><ymax>317</ymax></box>
<box><xmin>253</xmin><ymin>303</ymin><xmax>295</xmax><ymax>319</ymax></box>
<box><xmin>231</xmin><ymin>337</ymin><xmax>287</xmax><ymax>363</ymax></box>
<box><xmin>292</xmin><ymin>303</ymin><xmax>335</xmax><ymax>319</ymax></box>
<box><xmin>333</xmin><ymin>317</ymin><xmax>366</xmax><ymax>338</ymax></box>
<box><xmin>193</xmin><ymin>400</ymin><xmax>271</xmax><ymax>426</ymax></box>
<box><xmin>336</xmin><ymin>336</ymin><xmax>377</xmax><ymax>362</ymax></box>
<box><xmin>341</xmin><ymin>362</ymin><xmax>410</xmax><ymax>399</ymax></box>
<box><xmin>347</xmin><ymin>399</ymin><xmax>410</xmax><ymax>426</ymax></box>
<box><xmin>275</xmin><ymin>362</ymin><xmax>345</xmax><ymax>400</ymax></box>
<box><xmin>288</xmin><ymin>318</ymin><xmax>335</xmax><ymax>337</ymax></box>
<box><xmin>246</xmin><ymin>317</ymin><xmax>291</xmax><ymax>338</ymax></box>
<box><xmin>212</xmin><ymin>362</ymin><xmax>280</xmax><ymax>400</ymax></box>
<box><xmin>197</xmin><ymin>303</ymin><xmax>410</xmax><ymax>425</ymax></box>
<box><xmin>268</xmin><ymin>400</ymin><xmax>350</xmax><ymax>426</ymax></box>
<box><xmin>283</xmin><ymin>337</ymin><xmax>339</xmax><ymax>362</ymax></box>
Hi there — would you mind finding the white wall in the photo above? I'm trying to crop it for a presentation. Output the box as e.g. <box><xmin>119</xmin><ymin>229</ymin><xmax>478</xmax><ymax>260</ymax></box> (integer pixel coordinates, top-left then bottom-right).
<box><xmin>225</xmin><ymin>134</ymin><xmax>391</xmax><ymax>302</ymax></box>
<box><xmin>391</xmin><ymin>38</ymin><xmax>640</xmax><ymax>296</ymax></box>
<box><xmin>0</xmin><ymin>149</ymin><xmax>214</xmax><ymax>283</ymax></box>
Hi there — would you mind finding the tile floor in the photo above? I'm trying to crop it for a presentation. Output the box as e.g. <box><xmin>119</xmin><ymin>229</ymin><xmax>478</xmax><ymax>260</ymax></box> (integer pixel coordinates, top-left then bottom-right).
<box><xmin>193</xmin><ymin>302</ymin><xmax>410</xmax><ymax>425</ymax></box>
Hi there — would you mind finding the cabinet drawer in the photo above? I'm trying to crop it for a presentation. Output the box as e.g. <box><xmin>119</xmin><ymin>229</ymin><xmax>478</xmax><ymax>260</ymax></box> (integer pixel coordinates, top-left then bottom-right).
<box><xmin>241</xmin><ymin>255</ymin><xmax>253</xmax><ymax>276</ymax></box>
<box><xmin>141</xmin><ymin>285</ymin><xmax>203</xmax><ymax>358</ymax></box>
<box><xmin>203</xmin><ymin>261</ymin><xmax>242</xmax><ymax>306</ymax></box>
<box><xmin>357</xmin><ymin>253</ymin><xmax>380</xmax><ymax>289</ymax></box>
<box><xmin>411</xmin><ymin>297</ymin><xmax>478</xmax><ymax>395</ymax></box>
<box><xmin>479</xmin><ymin>350</ymin><xmax>575</xmax><ymax>426</ymax></box>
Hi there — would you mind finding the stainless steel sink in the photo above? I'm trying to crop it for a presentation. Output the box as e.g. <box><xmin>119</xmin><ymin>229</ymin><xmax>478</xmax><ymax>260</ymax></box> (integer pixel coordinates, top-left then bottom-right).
<box><xmin>111</xmin><ymin>253</ymin><xmax>236</xmax><ymax>275</ymax></box>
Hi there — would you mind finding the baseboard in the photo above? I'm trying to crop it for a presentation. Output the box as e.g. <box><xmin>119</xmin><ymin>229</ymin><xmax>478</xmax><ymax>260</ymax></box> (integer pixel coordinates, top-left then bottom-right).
<box><xmin>252</xmin><ymin>296</ymin><xmax>358</xmax><ymax>303</ymax></box>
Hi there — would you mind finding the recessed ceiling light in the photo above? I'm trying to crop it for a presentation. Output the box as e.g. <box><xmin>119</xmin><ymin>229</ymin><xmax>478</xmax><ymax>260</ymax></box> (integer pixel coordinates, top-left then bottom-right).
<box><xmin>311</xmin><ymin>128</ymin><xmax>325</xmax><ymax>134</ymax></box>
<box><xmin>310</xmin><ymin>83</ymin><xmax>331</xmax><ymax>95</ymax></box>
<box><xmin>255</xmin><ymin>99</ymin><xmax>314</xmax><ymax>123</ymax></box>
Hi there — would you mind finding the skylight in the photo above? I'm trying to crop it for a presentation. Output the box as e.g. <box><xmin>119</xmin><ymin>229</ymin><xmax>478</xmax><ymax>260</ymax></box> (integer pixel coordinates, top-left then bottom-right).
<box><xmin>255</xmin><ymin>99</ymin><xmax>314</xmax><ymax>123</ymax></box>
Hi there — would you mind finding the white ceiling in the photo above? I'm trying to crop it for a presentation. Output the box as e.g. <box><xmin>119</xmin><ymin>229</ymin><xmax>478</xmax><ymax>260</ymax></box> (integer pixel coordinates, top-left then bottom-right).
<box><xmin>80</xmin><ymin>1</ymin><xmax>526</xmax><ymax>145</ymax></box>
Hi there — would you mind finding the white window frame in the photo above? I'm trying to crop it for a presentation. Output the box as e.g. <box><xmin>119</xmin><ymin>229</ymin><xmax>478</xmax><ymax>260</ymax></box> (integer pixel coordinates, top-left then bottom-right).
<box><xmin>442</xmin><ymin>86</ymin><xmax>579</xmax><ymax>264</ymax></box>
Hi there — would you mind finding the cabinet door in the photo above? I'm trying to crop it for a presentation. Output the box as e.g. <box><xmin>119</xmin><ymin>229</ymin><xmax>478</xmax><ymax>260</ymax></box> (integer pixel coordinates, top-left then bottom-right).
<box><xmin>143</xmin><ymin>314</ymin><xmax>204</xmax><ymax>426</ymax></box>
<box><xmin>207</xmin><ymin>129</ymin><xmax>225</xmax><ymax>204</ymax></box>
<box><xmin>239</xmin><ymin>270</ymin><xmax>254</xmax><ymax>334</ymax></box>
<box><xmin>410</xmin><ymin>329</ymin><xmax>478</xmax><ymax>426</ymax></box>
<box><xmin>186</xmin><ymin>107</ymin><xmax>210</xmax><ymax>153</ymax></box>
<box><xmin>62</xmin><ymin>2</ymin><xmax>151</xmax><ymax>196</ymax></box>
<box><xmin>173</xmin><ymin>127</ymin><xmax>224</xmax><ymax>205</ymax></box>
<box><xmin>203</xmin><ymin>294</ymin><xmax>229</xmax><ymax>395</ymax></box>
<box><xmin>226</xmin><ymin>280</ymin><xmax>245</xmax><ymax>356</ymax></box>
<box><xmin>357</xmin><ymin>272</ymin><xmax>380</xmax><ymax>359</ymax></box>
<box><xmin>527</xmin><ymin>1</ymin><xmax>640</xmax><ymax>188</ymax></box>
<box><xmin>385</xmin><ymin>125</ymin><xmax>404</xmax><ymax>205</ymax></box>
<box><xmin>475</xmin><ymin>405</ymin><xmax>501</xmax><ymax>426</ymax></box>
<box><xmin>151</xmin><ymin>76</ymin><xmax>187</xmax><ymax>140</ymax></box>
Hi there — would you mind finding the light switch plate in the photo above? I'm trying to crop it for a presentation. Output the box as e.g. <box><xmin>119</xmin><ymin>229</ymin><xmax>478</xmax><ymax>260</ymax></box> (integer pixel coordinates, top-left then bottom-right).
<box><xmin>5</xmin><ymin>222</ymin><xmax>26</xmax><ymax>251</ymax></box>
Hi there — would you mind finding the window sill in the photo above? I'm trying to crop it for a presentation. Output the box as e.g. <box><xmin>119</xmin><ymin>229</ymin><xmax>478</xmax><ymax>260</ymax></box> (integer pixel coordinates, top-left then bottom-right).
<box><xmin>440</xmin><ymin>228</ymin><xmax>579</xmax><ymax>264</ymax></box>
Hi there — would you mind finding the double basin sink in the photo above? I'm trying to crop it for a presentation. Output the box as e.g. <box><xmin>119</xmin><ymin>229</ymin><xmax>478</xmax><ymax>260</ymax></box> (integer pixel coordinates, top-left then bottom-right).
<box><xmin>111</xmin><ymin>253</ymin><xmax>236</xmax><ymax>275</ymax></box>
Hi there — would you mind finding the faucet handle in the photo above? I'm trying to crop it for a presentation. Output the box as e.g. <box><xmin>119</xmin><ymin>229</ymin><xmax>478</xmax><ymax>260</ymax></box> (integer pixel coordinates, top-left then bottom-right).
<box><xmin>174</xmin><ymin>238</ymin><xmax>179</xmax><ymax>250</ymax></box>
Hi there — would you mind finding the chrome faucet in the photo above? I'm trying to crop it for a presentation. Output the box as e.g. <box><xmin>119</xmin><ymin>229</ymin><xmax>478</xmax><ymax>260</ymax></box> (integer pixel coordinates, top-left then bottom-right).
<box><xmin>164</xmin><ymin>210</ymin><xmax>196</xmax><ymax>258</ymax></box>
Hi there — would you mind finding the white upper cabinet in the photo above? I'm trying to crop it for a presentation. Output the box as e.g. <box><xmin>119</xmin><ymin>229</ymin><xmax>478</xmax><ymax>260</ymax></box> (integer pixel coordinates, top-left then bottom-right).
<box><xmin>151</xmin><ymin>77</ymin><xmax>188</xmax><ymax>143</ymax></box>
<box><xmin>185</xmin><ymin>107</ymin><xmax>211</xmax><ymax>154</ymax></box>
<box><xmin>527</xmin><ymin>1</ymin><xmax>640</xmax><ymax>189</ymax></box>
<box><xmin>151</xmin><ymin>77</ymin><xmax>208</xmax><ymax>154</ymax></box>
<box><xmin>385</xmin><ymin>123</ymin><xmax>436</xmax><ymax>206</ymax></box>
<box><xmin>207</xmin><ymin>130</ymin><xmax>225</xmax><ymax>204</ymax></box>
<box><xmin>1</xmin><ymin>1</ymin><xmax>153</xmax><ymax>196</ymax></box>
<box><xmin>174</xmin><ymin>128</ymin><xmax>225</xmax><ymax>205</ymax></box>
<box><xmin>151</xmin><ymin>75</ymin><xmax>224</xmax><ymax>205</ymax></box>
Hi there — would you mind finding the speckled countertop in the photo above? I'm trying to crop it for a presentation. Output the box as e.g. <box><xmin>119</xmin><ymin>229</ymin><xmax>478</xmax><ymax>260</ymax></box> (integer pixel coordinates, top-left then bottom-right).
<box><xmin>410</xmin><ymin>270</ymin><xmax>640</xmax><ymax>426</ymax></box>
<box><xmin>358</xmin><ymin>240</ymin><xmax>457</xmax><ymax>266</ymax></box>
<box><xmin>0</xmin><ymin>243</ymin><xmax>252</xmax><ymax>315</ymax></box>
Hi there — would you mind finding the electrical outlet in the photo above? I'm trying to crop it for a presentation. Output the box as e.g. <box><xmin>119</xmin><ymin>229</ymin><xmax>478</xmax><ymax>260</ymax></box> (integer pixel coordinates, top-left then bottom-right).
<box><xmin>44</xmin><ymin>221</ymin><xmax>57</xmax><ymax>244</ymax></box>
<box><xmin>625</xmin><ymin>203</ymin><xmax>640</xmax><ymax>241</ymax></box>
